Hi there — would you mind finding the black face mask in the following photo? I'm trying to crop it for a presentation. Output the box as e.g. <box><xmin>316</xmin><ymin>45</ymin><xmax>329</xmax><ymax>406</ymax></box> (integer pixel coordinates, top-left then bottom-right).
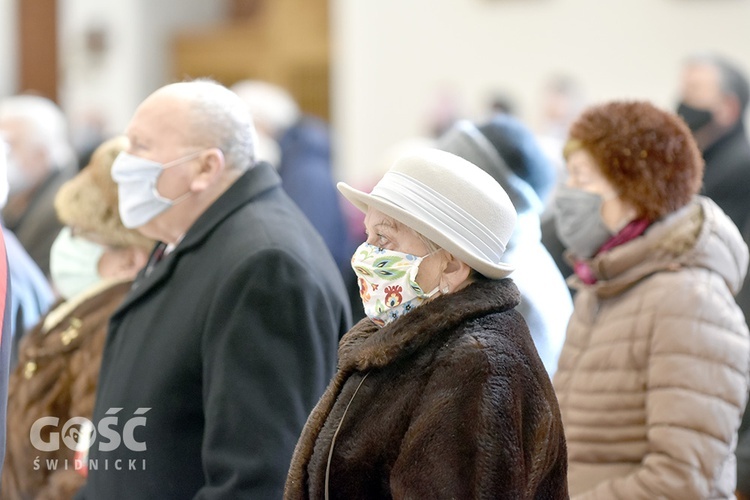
<box><xmin>676</xmin><ymin>102</ymin><xmax>713</xmax><ymax>132</ymax></box>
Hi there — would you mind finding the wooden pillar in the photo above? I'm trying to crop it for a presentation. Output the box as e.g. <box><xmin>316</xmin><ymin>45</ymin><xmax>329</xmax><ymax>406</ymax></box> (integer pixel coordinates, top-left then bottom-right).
<box><xmin>18</xmin><ymin>0</ymin><xmax>58</xmax><ymax>101</ymax></box>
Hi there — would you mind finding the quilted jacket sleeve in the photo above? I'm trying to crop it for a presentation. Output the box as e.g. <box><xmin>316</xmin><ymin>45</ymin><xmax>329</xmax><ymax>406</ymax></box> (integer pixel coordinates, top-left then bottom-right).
<box><xmin>576</xmin><ymin>270</ymin><xmax>750</xmax><ymax>499</ymax></box>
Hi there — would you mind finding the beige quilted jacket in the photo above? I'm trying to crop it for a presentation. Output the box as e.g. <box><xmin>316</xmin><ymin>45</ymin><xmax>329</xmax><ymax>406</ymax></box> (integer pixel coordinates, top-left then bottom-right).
<box><xmin>554</xmin><ymin>196</ymin><xmax>750</xmax><ymax>499</ymax></box>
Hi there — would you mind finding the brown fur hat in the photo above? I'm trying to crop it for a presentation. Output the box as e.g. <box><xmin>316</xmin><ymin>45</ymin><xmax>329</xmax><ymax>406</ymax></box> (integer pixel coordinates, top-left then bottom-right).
<box><xmin>54</xmin><ymin>136</ymin><xmax>153</xmax><ymax>249</ymax></box>
<box><xmin>566</xmin><ymin>100</ymin><xmax>704</xmax><ymax>221</ymax></box>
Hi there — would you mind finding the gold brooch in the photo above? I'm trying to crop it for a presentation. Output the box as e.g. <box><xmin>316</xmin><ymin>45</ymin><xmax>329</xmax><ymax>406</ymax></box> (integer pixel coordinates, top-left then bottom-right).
<box><xmin>61</xmin><ymin>317</ymin><xmax>83</xmax><ymax>346</ymax></box>
<box><xmin>23</xmin><ymin>361</ymin><xmax>37</xmax><ymax>379</ymax></box>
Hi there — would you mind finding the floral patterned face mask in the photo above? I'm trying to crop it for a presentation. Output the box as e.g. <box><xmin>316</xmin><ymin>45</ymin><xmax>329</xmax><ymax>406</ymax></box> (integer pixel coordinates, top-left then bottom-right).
<box><xmin>351</xmin><ymin>242</ymin><xmax>440</xmax><ymax>327</ymax></box>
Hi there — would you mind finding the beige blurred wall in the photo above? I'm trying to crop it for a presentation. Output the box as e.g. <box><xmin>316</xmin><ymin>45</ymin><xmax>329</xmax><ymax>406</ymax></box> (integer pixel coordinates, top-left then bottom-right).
<box><xmin>1</xmin><ymin>0</ymin><xmax>748</xmax><ymax>182</ymax></box>
<box><xmin>57</xmin><ymin>0</ymin><xmax>228</xmax><ymax>141</ymax></box>
<box><xmin>331</xmin><ymin>0</ymin><xmax>750</xmax><ymax>183</ymax></box>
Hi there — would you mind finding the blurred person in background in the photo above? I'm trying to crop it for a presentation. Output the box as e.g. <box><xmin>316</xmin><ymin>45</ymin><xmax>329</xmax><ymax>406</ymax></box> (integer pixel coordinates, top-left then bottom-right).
<box><xmin>0</xmin><ymin>95</ymin><xmax>77</xmax><ymax>276</ymax></box>
<box><xmin>286</xmin><ymin>148</ymin><xmax>567</xmax><ymax>499</ymax></box>
<box><xmin>486</xmin><ymin>89</ymin><xmax>518</xmax><ymax>117</ymax></box>
<box><xmin>676</xmin><ymin>52</ymin><xmax>750</xmax><ymax>234</ymax></box>
<box><xmin>2</xmin><ymin>136</ymin><xmax>154</xmax><ymax>500</ymax></box>
<box><xmin>77</xmin><ymin>79</ymin><xmax>350</xmax><ymax>499</ymax></box>
<box><xmin>538</xmin><ymin>75</ymin><xmax>588</xmax><ymax>289</ymax></box>
<box><xmin>675</xmin><ymin>53</ymin><xmax>750</xmax><ymax>499</ymax></box>
<box><xmin>230</xmin><ymin>80</ymin><xmax>351</xmax><ymax>272</ymax></box>
<box><xmin>437</xmin><ymin>116</ymin><xmax>572</xmax><ymax>375</ymax></box>
<box><xmin>535</xmin><ymin>74</ymin><xmax>587</xmax><ymax>170</ymax></box>
<box><xmin>231</xmin><ymin>80</ymin><xmax>357</xmax><ymax>324</ymax></box>
<box><xmin>554</xmin><ymin>100</ymin><xmax>749</xmax><ymax>499</ymax></box>
<box><xmin>0</xmin><ymin>138</ymin><xmax>55</xmax><ymax>365</ymax></box>
<box><xmin>676</xmin><ymin>52</ymin><xmax>750</xmax><ymax>314</ymax></box>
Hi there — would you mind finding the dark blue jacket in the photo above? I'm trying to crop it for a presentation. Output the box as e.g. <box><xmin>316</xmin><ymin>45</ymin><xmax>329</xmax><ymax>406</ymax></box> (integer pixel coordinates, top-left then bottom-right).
<box><xmin>278</xmin><ymin>116</ymin><xmax>351</xmax><ymax>273</ymax></box>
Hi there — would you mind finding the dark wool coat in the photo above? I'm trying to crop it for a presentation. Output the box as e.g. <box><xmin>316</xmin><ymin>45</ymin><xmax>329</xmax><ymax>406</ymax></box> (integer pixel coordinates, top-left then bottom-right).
<box><xmin>285</xmin><ymin>278</ymin><xmax>568</xmax><ymax>500</ymax></box>
<box><xmin>2</xmin><ymin>280</ymin><xmax>132</xmax><ymax>500</ymax></box>
<box><xmin>701</xmin><ymin>122</ymin><xmax>750</xmax><ymax>239</ymax></box>
<box><xmin>76</xmin><ymin>163</ymin><xmax>351</xmax><ymax>499</ymax></box>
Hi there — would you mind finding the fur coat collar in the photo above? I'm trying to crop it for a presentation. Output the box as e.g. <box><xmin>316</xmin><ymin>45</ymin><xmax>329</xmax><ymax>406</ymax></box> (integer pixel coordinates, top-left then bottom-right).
<box><xmin>338</xmin><ymin>277</ymin><xmax>519</xmax><ymax>372</ymax></box>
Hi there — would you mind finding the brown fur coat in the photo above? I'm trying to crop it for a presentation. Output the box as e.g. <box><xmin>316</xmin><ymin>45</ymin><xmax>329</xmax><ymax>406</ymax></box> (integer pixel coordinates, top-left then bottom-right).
<box><xmin>1</xmin><ymin>279</ymin><xmax>132</xmax><ymax>500</ymax></box>
<box><xmin>285</xmin><ymin>278</ymin><xmax>568</xmax><ymax>499</ymax></box>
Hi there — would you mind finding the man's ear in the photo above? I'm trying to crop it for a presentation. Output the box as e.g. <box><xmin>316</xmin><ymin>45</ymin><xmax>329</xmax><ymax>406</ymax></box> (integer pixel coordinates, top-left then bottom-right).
<box><xmin>440</xmin><ymin>251</ymin><xmax>472</xmax><ymax>293</ymax></box>
<box><xmin>190</xmin><ymin>148</ymin><xmax>225</xmax><ymax>192</ymax></box>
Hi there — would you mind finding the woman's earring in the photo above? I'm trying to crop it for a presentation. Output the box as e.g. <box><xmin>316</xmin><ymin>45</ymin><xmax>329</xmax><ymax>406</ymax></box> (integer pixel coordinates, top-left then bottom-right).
<box><xmin>441</xmin><ymin>284</ymin><xmax>450</xmax><ymax>294</ymax></box>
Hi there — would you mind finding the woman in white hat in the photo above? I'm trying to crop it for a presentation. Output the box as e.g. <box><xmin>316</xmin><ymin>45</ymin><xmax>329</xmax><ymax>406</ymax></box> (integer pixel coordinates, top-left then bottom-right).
<box><xmin>285</xmin><ymin>148</ymin><xmax>568</xmax><ymax>499</ymax></box>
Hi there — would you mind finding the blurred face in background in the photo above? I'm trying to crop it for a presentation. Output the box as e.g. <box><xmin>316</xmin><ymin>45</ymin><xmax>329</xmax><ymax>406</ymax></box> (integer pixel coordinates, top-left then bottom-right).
<box><xmin>678</xmin><ymin>62</ymin><xmax>737</xmax><ymax>139</ymax></box>
<box><xmin>0</xmin><ymin>118</ymin><xmax>50</xmax><ymax>193</ymax></box>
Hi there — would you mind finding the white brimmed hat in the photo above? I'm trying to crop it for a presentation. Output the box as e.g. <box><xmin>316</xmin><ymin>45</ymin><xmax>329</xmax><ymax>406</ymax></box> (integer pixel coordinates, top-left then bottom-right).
<box><xmin>338</xmin><ymin>148</ymin><xmax>517</xmax><ymax>279</ymax></box>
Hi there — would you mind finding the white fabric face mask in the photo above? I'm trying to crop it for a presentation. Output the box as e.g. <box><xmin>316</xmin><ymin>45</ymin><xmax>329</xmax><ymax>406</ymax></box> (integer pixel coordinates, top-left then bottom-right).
<box><xmin>111</xmin><ymin>151</ymin><xmax>200</xmax><ymax>228</ymax></box>
<box><xmin>351</xmin><ymin>242</ymin><xmax>440</xmax><ymax>327</ymax></box>
<box><xmin>50</xmin><ymin>227</ymin><xmax>107</xmax><ymax>300</ymax></box>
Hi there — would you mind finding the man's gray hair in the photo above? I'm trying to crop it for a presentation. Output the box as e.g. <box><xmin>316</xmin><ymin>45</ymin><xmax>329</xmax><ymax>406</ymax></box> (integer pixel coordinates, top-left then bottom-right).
<box><xmin>0</xmin><ymin>94</ymin><xmax>75</xmax><ymax>170</ymax></box>
<box><xmin>686</xmin><ymin>52</ymin><xmax>750</xmax><ymax>115</ymax></box>
<box><xmin>162</xmin><ymin>79</ymin><xmax>257</xmax><ymax>171</ymax></box>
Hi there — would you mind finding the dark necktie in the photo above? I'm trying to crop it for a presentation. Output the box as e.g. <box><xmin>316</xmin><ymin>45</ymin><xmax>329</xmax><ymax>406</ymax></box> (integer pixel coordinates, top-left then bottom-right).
<box><xmin>145</xmin><ymin>242</ymin><xmax>168</xmax><ymax>277</ymax></box>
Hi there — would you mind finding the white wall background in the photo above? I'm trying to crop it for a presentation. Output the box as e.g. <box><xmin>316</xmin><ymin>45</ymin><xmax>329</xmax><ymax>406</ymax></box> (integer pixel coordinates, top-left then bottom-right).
<box><xmin>0</xmin><ymin>0</ymin><xmax>18</xmax><ymax>99</ymax></box>
<box><xmin>331</xmin><ymin>0</ymin><xmax>750</xmax><ymax>183</ymax></box>
<box><xmin>58</xmin><ymin>0</ymin><xmax>227</xmax><ymax>142</ymax></box>
<box><xmin>0</xmin><ymin>1</ymin><xmax>228</xmax><ymax>145</ymax></box>
<box><xmin>1</xmin><ymin>0</ymin><xmax>749</xmax><ymax>180</ymax></box>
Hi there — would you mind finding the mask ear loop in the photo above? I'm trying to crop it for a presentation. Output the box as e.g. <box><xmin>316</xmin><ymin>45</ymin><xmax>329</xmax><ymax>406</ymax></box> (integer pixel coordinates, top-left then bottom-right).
<box><xmin>151</xmin><ymin>183</ymin><xmax>193</xmax><ymax>205</ymax></box>
<box><xmin>151</xmin><ymin>151</ymin><xmax>207</xmax><ymax>205</ymax></box>
<box><xmin>425</xmin><ymin>249</ymin><xmax>451</xmax><ymax>296</ymax></box>
<box><xmin>412</xmin><ymin>248</ymin><xmax>444</xmax><ymax>298</ymax></box>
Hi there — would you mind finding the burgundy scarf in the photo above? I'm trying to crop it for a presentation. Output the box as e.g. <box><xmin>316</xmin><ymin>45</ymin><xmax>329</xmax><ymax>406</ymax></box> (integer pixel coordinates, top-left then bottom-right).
<box><xmin>574</xmin><ymin>218</ymin><xmax>651</xmax><ymax>285</ymax></box>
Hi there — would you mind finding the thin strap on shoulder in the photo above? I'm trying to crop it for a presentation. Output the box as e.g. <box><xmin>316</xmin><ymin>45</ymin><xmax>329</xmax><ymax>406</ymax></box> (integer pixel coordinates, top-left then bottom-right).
<box><xmin>324</xmin><ymin>371</ymin><xmax>370</xmax><ymax>500</ymax></box>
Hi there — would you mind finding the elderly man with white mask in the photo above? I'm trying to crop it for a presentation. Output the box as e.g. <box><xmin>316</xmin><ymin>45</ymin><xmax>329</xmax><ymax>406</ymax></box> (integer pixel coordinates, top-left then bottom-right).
<box><xmin>285</xmin><ymin>148</ymin><xmax>568</xmax><ymax>499</ymax></box>
<box><xmin>76</xmin><ymin>79</ymin><xmax>350</xmax><ymax>499</ymax></box>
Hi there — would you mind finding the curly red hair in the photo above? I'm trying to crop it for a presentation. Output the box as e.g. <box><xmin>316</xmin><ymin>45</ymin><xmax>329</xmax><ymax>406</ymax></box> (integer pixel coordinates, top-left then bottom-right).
<box><xmin>566</xmin><ymin>101</ymin><xmax>704</xmax><ymax>221</ymax></box>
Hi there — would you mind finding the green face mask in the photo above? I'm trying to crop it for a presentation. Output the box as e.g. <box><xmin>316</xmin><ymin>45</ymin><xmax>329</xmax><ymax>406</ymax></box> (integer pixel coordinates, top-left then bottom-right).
<box><xmin>50</xmin><ymin>227</ymin><xmax>106</xmax><ymax>300</ymax></box>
